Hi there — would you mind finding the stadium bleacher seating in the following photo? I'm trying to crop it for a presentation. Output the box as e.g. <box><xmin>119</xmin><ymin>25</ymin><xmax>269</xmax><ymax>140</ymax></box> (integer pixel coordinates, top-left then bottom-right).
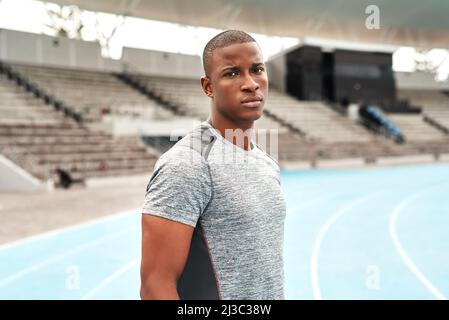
<box><xmin>2</xmin><ymin>61</ymin><xmax>449</xmax><ymax>187</ymax></box>
<box><xmin>11</xmin><ymin>63</ymin><xmax>179</xmax><ymax>123</ymax></box>
<box><xmin>398</xmin><ymin>89</ymin><xmax>449</xmax><ymax>132</ymax></box>
<box><xmin>0</xmin><ymin>72</ymin><xmax>158</xmax><ymax>184</ymax></box>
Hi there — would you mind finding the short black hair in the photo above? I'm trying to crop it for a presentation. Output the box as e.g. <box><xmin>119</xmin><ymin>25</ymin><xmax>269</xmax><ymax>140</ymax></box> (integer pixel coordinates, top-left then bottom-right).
<box><xmin>202</xmin><ymin>30</ymin><xmax>256</xmax><ymax>77</ymax></box>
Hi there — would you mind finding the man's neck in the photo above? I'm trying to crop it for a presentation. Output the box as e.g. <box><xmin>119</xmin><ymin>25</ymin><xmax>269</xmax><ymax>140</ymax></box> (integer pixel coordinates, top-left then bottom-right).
<box><xmin>208</xmin><ymin>113</ymin><xmax>254</xmax><ymax>151</ymax></box>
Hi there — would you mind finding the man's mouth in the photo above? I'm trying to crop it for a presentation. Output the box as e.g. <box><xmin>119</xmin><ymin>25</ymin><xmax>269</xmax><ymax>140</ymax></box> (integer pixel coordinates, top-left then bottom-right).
<box><xmin>241</xmin><ymin>96</ymin><xmax>263</xmax><ymax>108</ymax></box>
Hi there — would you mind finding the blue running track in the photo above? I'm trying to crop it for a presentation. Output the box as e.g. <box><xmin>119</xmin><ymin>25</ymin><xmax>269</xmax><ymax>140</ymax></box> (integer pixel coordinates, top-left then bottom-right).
<box><xmin>1</xmin><ymin>163</ymin><xmax>448</xmax><ymax>299</ymax></box>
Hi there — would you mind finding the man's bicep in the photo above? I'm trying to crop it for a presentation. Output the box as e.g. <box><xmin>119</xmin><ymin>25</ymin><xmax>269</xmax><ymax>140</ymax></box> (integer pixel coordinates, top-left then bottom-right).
<box><xmin>140</xmin><ymin>213</ymin><xmax>194</xmax><ymax>282</ymax></box>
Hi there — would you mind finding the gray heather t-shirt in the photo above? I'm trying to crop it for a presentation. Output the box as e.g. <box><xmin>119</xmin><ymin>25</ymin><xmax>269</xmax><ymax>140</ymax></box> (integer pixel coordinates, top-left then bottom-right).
<box><xmin>142</xmin><ymin>120</ymin><xmax>286</xmax><ymax>300</ymax></box>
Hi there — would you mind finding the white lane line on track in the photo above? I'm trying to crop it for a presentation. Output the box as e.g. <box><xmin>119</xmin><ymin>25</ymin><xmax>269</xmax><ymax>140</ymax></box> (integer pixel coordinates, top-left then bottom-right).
<box><xmin>80</xmin><ymin>259</ymin><xmax>139</xmax><ymax>300</ymax></box>
<box><xmin>389</xmin><ymin>185</ymin><xmax>448</xmax><ymax>300</ymax></box>
<box><xmin>0</xmin><ymin>227</ymin><xmax>136</xmax><ymax>288</ymax></box>
<box><xmin>0</xmin><ymin>208</ymin><xmax>139</xmax><ymax>252</ymax></box>
<box><xmin>311</xmin><ymin>191</ymin><xmax>384</xmax><ymax>300</ymax></box>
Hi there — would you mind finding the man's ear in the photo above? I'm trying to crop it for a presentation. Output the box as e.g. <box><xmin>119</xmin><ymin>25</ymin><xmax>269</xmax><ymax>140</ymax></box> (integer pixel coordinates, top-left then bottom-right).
<box><xmin>201</xmin><ymin>76</ymin><xmax>213</xmax><ymax>98</ymax></box>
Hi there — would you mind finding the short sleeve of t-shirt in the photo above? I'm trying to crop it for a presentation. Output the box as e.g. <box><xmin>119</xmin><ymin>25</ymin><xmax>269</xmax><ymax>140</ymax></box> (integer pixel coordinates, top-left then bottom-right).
<box><xmin>142</xmin><ymin>146</ymin><xmax>212</xmax><ymax>227</ymax></box>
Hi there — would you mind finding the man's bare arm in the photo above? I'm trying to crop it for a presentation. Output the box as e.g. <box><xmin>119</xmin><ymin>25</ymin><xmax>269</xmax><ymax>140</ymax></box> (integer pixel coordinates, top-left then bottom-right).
<box><xmin>140</xmin><ymin>214</ymin><xmax>194</xmax><ymax>300</ymax></box>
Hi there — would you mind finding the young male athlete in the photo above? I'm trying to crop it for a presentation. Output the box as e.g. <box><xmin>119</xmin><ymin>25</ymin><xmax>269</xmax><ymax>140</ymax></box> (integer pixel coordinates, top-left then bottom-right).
<box><xmin>140</xmin><ymin>30</ymin><xmax>286</xmax><ymax>300</ymax></box>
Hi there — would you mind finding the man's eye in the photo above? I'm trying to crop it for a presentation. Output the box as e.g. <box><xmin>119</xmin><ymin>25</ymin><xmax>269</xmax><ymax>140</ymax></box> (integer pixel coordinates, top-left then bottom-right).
<box><xmin>224</xmin><ymin>71</ymin><xmax>238</xmax><ymax>78</ymax></box>
<box><xmin>253</xmin><ymin>67</ymin><xmax>265</xmax><ymax>74</ymax></box>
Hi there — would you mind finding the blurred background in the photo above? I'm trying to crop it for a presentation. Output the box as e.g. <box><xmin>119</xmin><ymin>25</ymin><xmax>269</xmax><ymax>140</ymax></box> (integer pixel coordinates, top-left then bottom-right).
<box><xmin>0</xmin><ymin>0</ymin><xmax>448</xmax><ymax>299</ymax></box>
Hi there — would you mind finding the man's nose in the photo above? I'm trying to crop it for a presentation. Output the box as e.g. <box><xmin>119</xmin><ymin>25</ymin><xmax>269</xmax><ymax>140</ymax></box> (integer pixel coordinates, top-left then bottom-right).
<box><xmin>241</xmin><ymin>74</ymin><xmax>259</xmax><ymax>92</ymax></box>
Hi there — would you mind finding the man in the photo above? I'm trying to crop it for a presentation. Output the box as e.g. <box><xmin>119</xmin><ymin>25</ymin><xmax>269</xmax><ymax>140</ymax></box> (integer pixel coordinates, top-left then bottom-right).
<box><xmin>140</xmin><ymin>30</ymin><xmax>286</xmax><ymax>300</ymax></box>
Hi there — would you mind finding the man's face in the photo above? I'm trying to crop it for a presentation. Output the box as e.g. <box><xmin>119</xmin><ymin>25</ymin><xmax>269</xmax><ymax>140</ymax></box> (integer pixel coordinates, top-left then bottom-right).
<box><xmin>202</xmin><ymin>42</ymin><xmax>268</xmax><ymax>123</ymax></box>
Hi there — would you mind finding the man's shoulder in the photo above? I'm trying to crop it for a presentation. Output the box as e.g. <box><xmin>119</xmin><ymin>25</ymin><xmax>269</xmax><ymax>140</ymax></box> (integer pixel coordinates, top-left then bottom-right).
<box><xmin>253</xmin><ymin>143</ymin><xmax>281</xmax><ymax>170</ymax></box>
<box><xmin>157</xmin><ymin>122</ymin><xmax>216</xmax><ymax>165</ymax></box>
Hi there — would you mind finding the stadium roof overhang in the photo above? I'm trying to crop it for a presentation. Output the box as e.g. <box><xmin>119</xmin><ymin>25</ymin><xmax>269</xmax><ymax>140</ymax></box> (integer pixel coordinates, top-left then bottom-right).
<box><xmin>43</xmin><ymin>0</ymin><xmax>449</xmax><ymax>49</ymax></box>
